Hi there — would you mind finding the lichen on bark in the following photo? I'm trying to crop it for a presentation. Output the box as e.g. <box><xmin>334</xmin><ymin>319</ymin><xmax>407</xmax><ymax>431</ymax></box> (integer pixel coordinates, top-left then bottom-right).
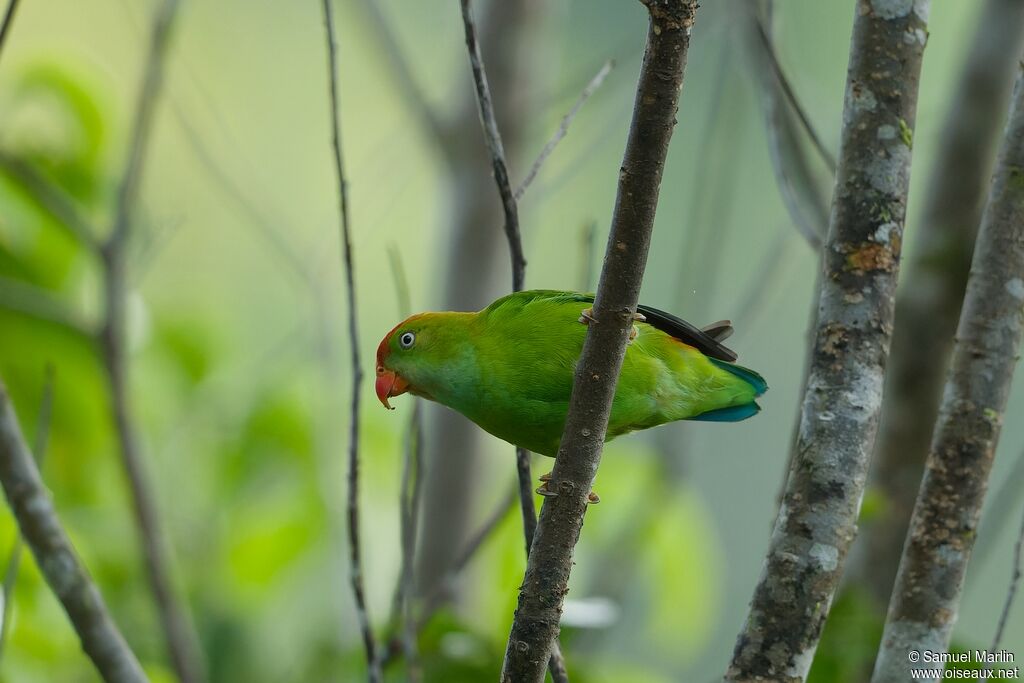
<box><xmin>871</xmin><ymin>70</ymin><xmax>1024</xmax><ymax>683</ymax></box>
<box><xmin>725</xmin><ymin>1</ymin><xmax>930</xmax><ymax>679</ymax></box>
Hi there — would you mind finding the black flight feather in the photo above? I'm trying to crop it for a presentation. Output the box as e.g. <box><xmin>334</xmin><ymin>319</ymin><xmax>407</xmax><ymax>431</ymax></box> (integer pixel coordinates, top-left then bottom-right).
<box><xmin>636</xmin><ymin>304</ymin><xmax>739</xmax><ymax>362</ymax></box>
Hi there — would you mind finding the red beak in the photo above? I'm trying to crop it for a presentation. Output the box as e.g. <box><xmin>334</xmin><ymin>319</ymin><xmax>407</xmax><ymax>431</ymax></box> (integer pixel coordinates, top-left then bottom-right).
<box><xmin>375</xmin><ymin>367</ymin><xmax>410</xmax><ymax>410</ymax></box>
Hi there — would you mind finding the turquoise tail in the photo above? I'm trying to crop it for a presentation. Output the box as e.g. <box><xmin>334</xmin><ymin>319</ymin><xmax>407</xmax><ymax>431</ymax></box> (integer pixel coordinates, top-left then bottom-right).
<box><xmin>690</xmin><ymin>402</ymin><xmax>761</xmax><ymax>422</ymax></box>
<box><xmin>708</xmin><ymin>358</ymin><xmax>768</xmax><ymax>396</ymax></box>
<box><xmin>687</xmin><ymin>358</ymin><xmax>768</xmax><ymax>423</ymax></box>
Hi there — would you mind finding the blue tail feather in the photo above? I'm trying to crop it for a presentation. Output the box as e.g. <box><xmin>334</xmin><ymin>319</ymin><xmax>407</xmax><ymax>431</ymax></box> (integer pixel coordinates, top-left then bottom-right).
<box><xmin>708</xmin><ymin>358</ymin><xmax>768</xmax><ymax>396</ymax></box>
<box><xmin>690</xmin><ymin>402</ymin><xmax>761</xmax><ymax>423</ymax></box>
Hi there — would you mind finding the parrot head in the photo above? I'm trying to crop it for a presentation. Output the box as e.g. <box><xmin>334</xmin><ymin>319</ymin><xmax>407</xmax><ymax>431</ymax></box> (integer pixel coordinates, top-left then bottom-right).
<box><xmin>375</xmin><ymin>312</ymin><xmax>474</xmax><ymax>410</ymax></box>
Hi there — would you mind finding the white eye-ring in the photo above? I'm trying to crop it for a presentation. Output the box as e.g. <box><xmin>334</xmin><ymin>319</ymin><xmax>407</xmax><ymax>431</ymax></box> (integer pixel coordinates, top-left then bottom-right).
<box><xmin>399</xmin><ymin>331</ymin><xmax>416</xmax><ymax>349</ymax></box>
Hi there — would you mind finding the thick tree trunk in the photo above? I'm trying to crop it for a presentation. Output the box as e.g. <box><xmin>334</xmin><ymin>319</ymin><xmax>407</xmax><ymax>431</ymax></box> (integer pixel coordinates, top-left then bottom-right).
<box><xmin>871</xmin><ymin>70</ymin><xmax>1024</xmax><ymax>683</ymax></box>
<box><xmin>852</xmin><ymin>0</ymin><xmax>1024</xmax><ymax>608</ymax></box>
<box><xmin>725</xmin><ymin>1</ymin><xmax>930</xmax><ymax>679</ymax></box>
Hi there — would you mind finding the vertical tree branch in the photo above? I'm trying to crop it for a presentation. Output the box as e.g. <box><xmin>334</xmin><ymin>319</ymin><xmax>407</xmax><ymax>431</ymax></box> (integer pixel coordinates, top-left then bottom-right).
<box><xmin>98</xmin><ymin>2</ymin><xmax>204</xmax><ymax>682</ymax></box>
<box><xmin>458</xmin><ymin>2</ymin><xmax>566</xmax><ymax>678</ymax></box>
<box><xmin>0</xmin><ymin>382</ymin><xmax>148</xmax><ymax>683</ymax></box>
<box><xmin>500</xmin><ymin>3</ymin><xmax>698</xmax><ymax>681</ymax></box>
<box><xmin>871</xmin><ymin>71</ymin><xmax>1024</xmax><ymax>683</ymax></box>
<box><xmin>726</xmin><ymin>1</ymin><xmax>930</xmax><ymax>679</ymax></box>
<box><xmin>854</xmin><ymin>0</ymin><xmax>1024</xmax><ymax>608</ymax></box>
<box><xmin>319</xmin><ymin>2</ymin><xmax>381</xmax><ymax>682</ymax></box>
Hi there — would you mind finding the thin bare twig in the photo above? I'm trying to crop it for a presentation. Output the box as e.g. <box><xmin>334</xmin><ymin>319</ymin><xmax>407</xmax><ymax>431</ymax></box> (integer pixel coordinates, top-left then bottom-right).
<box><xmin>0</xmin><ymin>0</ymin><xmax>20</xmax><ymax>64</ymax></box>
<box><xmin>749</xmin><ymin>8</ymin><xmax>835</xmax><ymax>172</ymax></box>
<box><xmin>514</xmin><ymin>60</ymin><xmax>614</xmax><ymax>201</ymax></box>
<box><xmin>459</xmin><ymin>2</ymin><xmax>567</xmax><ymax>678</ymax></box>
<box><xmin>419</xmin><ymin>488</ymin><xmax>515</xmax><ymax>626</ymax></box>
<box><xmin>0</xmin><ymin>365</ymin><xmax>53</xmax><ymax>661</ymax></box>
<box><xmin>743</xmin><ymin>0</ymin><xmax>831</xmax><ymax>249</ymax></box>
<box><xmin>0</xmin><ymin>381</ymin><xmax>147</xmax><ymax>683</ymax></box>
<box><xmin>99</xmin><ymin>2</ymin><xmax>203</xmax><ymax>682</ymax></box>
<box><xmin>501</xmin><ymin>3</ymin><xmax>698</xmax><ymax>681</ymax></box>
<box><xmin>976</xmin><ymin>449</ymin><xmax>1024</xmax><ymax>570</ymax></box>
<box><xmin>320</xmin><ymin>2</ymin><xmax>381</xmax><ymax>682</ymax></box>
<box><xmin>990</xmin><ymin>502</ymin><xmax>1024</xmax><ymax>655</ymax></box>
<box><xmin>381</xmin><ymin>489</ymin><xmax>517</xmax><ymax>667</ymax></box>
<box><xmin>512</xmin><ymin>445</ymin><xmax>543</xmax><ymax>550</ymax></box>
<box><xmin>459</xmin><ymin>0</ymin><xmax>525</xmax><ymax>293</ymax></box>
<box><xmin>414</xmin><ymin>0</ymin><xmax>541</xmax><ymax>605</ymax></box>
<box><xmin>396</xmin><ymin>400</ymin><xmax>423</xmax><ymax>679</ymax></box>
<box><xmin>384</xmin><ymin>246</ymin><xmax>423</xmax><ymax>681</ymax></box>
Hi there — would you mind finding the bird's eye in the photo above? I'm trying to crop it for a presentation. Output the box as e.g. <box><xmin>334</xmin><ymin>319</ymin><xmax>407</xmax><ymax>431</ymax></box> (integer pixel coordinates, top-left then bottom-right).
<box><xmin>399</xmin><ymin>332</ymin><xmax>416</xmax><ymax>349</ymax></box>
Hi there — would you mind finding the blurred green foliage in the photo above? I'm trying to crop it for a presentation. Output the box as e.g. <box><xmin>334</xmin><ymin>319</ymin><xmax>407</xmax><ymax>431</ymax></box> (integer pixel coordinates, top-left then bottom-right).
<box><xmin>0</xmin><ymin>1</ymin><xmax>1021</xmax><ymax>682</ymax></box>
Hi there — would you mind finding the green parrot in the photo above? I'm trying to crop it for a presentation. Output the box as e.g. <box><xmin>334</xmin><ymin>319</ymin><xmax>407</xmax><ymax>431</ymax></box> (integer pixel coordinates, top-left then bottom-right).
<box><xmin>374</xmin><ymin>290</ymin><xmax>766</xmax><ymax>458</ymax></box>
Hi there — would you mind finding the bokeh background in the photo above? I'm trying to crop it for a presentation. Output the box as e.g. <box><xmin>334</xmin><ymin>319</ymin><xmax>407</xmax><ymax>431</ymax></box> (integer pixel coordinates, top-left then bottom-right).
<box><xmin>0</xmin><ymin>0</ymin><xmax>1021</xmax><ymax>681</ymax></box>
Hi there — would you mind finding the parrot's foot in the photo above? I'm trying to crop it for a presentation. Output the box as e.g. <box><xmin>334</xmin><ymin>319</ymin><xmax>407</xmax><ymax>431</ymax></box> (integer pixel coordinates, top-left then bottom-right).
<box><xmin>578</xmin><ymin>308</ymin><xmax>646</xmax><ymax>344</ymax></box>
<box><xmin>536</xmin><ymin>474</ymin><xmax>600</xmax><ymax>504</ymax></box>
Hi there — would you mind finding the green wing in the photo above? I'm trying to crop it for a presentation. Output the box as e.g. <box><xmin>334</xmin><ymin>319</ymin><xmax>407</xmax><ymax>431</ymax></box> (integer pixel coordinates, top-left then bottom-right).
<box><xmin>482</xmin><ymin>290</ymin><xmax>739</xmax><ymax>361</ymax></box>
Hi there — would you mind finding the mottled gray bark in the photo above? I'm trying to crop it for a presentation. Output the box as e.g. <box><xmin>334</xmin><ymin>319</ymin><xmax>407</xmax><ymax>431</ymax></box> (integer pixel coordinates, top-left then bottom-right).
<box><xmin>416</xmin><ymin>0</ymin><xmax>542</xmax><ymax>596</ymax></box>
<box><xmin>853</xmin><ymin>0</ymin><xmax>1024</xmax><ymax>607</ymax></box>
<box><xmin>725</xmin><ymin>1</ymin><xmax>930</xmax><ymax>679</ymax></box>
<box><xmin>500</xmin><ymin>2</ymin><xmax>698</xmax><ymax>681</ymax></box>
<box><xmin>871</xmin><ymin>70</ymin><xmax>1024</xmax><ymax>683</ymax></box>
<box><xmin>0</xmin><ymin>383</ymin><xmax>148</xmax><ymax>683</ymax></box>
